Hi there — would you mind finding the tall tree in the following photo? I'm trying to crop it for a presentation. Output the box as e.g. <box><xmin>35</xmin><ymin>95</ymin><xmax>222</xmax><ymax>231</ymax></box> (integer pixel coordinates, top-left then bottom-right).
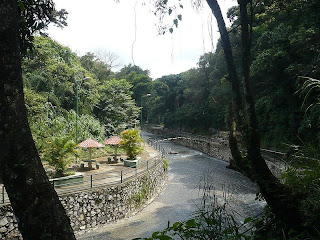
<box><xmin>206</xmin><ymin>0</ymin><xmax>304</xmax><ymax>228</ymax></box>
<box><xmin>95</xmin><ymin>49</ymin><xmax>121</xmax><ymax>70</ymax></box>
<box><xmin>205</xmin><ymin>0</ymin><xmax>247</xmax><ymax>173</ymax></box>
<box><xmin>0</xmin><ymin>1</ymin><xmax>75</xmax><ymax>239</ymax></box>
<box><xmin>94</xmin><ymin>79</ymin><xmax>140</xmax><ymax>136</ymax></box>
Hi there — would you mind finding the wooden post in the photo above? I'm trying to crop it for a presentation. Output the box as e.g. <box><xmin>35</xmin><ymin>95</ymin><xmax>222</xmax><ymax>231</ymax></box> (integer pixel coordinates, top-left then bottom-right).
<box><xmin>88</xmin><ymin>148</ymin><xmax>92</xmax><ymax>169</ymax></box>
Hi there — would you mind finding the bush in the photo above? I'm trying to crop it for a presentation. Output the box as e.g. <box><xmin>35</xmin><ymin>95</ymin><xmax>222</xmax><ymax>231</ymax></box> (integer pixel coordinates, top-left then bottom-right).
<box><xmin>42</xmin><ymin>136</ymin><xmax>77</xmax><ymax>177</ymax></box>
<box><xmin>132</xmin><ymin>177</ymin><xmax>150</xmax><ymax>206</ymax></box>
<box><xmin>163</xmin><ymin>157</ymin><xmax>169</xmax><ymax>171</ymax></box>
<box><xmin>282</xmin><ymin>144</ymin><xmax>320</xmax><ymax>229</ymax></box>
<box><xmin>120</xmin><ymin>128</ymin><xmax>144</xmax><ymax>160</ymax></box>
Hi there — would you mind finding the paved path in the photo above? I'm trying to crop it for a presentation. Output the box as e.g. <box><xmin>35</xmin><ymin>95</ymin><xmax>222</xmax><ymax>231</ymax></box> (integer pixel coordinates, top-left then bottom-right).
<box><xmin>77</xmin><ymin>132</ymin><xmax>264</xmax><ymax>240</ymax></box>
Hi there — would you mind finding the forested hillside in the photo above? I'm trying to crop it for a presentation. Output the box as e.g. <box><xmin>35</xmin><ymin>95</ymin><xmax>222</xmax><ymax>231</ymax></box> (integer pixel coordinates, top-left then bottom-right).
<box><xmin>24</xmin><ymin>0</ymin><xmax>320</xmax><ymax>174</ymax></box>
<box><xmin>22</xmin><ymin>36</ymin><xmax>141</xmax><ymax>166</ymax></box>
<box><xmin>27</xmin><ymin>0</ymin><xmax>320</xmax><ymax>151</ymax></box>
<box><xmin>139</xmin><ymin>1</ymin><xmax>320</xmax><ymax>239</ymax></box>
<box><xmin>143</xmin><ymin>0</ymin><xmax>320</xmax><ymax>149</ymax></box>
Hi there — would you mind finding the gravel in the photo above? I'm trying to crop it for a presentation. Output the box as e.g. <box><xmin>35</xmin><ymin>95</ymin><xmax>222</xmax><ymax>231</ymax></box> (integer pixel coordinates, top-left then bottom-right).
<box><xmin>77</xmin><ymin>131</ymin><xmax>265</xmax><ymax>240</ymax></box>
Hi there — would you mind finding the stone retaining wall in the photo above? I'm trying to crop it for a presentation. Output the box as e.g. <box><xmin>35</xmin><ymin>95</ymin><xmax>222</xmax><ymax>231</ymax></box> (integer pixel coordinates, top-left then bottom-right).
<box><xmin>171</xmin><ymin>137</ymin><xmax>232</xmax><ymax>162</ymax></box>
<box><xmin>146</xmin><ymin>127</ymin><xmax>285</xmax><ymax>178</ymax></box>
<box><xmin>146</xmin><ymin>126</ymin><xmax>232</xmax><ymax>162</ymax></box>
<box><xmin>0</xmin><ymin>158</ymin><xmax>167</xmax><ymax>239</ymax></box>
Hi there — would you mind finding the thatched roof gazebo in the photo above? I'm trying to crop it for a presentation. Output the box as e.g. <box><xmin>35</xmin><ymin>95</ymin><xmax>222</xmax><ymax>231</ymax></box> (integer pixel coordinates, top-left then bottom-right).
<box><xmin>103</xmin><ymin>136</ymin><xmax>122</xmax><ymax>156</ymax></box>
<box><xmin>77</xmin><ymin>138</ymin><xmax>104</xmax><ymax>168</ymax></box>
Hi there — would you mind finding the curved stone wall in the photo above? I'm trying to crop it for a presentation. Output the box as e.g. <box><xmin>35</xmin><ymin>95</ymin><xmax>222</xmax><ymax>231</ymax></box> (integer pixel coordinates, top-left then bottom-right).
<box><xmin>146</xmin><ymin>126</ymin><xmax>232</xmax><ymax>162</ymax></box>
<box><xmin>0</xmin><ymin>158</ymin><xmax>167</xmax><ymax>239</ymax></box>
<box><xmin>171</xmin><ymin>137</ymin><xmax>231</xmax><ymax>162</ymax></box>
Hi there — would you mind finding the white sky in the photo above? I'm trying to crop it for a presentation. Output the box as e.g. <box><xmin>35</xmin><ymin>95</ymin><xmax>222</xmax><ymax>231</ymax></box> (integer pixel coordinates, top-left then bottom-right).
<box><xmin>48</xmin><ymin>0</ymin><xmax>237</xmax><ymax>79</ymax></box>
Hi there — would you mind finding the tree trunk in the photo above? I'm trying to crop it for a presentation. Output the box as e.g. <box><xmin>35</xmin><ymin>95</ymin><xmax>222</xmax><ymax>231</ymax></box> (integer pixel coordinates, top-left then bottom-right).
<box><xmin>226</xmin><ymin>103</ymin><xmax>249</xmax><ymax>175</ymax></box>
<box><xmin>0</xmin><ymin>1</ymin><xmax>76</xmax><ymax>239</ymax></box>
<box><xmin>206</xmin><ymin>0</ymin><xmax>244</xmax><ymax>128</ymax></box>
<box><xmin>206</xmin><ymin>0</ymin><xmax>304</xmax><ymax>228</ymax></box>
<box><xmin>237</xmin><ymin>0</ymin><xmax>303</xmax><ymax>228</ymax></box>
<box><xmin>206</xmin><ymin>0</ymin><xmax>247</xmax><ymax>176</ymax></box>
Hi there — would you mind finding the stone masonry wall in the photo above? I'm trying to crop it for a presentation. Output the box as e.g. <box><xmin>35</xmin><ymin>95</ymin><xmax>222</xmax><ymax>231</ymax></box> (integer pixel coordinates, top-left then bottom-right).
<box><xmin>0</xmin><ymin>158</ymin><xmax>167</xmax><ymax>239</ymax></box>
<box><xmin>146</xmin><ymin>126</ymin><xmax>232</xmax><ymax>162</ymax></box>
<box><xmin>146</xmin><ymin>126</ymin><xmax>285</xmax><ymax>178</ymax></box>
<box><xmin>172</xmin><ymin>138</ymin><xmax>231</xmax><ymax>162</ymax></box>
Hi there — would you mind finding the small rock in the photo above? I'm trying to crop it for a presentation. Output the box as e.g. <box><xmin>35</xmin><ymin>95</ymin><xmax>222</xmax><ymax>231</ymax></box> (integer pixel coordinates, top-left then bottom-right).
<box><xmin>0</xmin><ymin>218</ymin><xmax>8</xmax><ymax>227</ymax></box>
<box><xmin>6</xmin><ymin>212</ymin><xmax>13</xmax><ymax>217</ymax></box>
<box><xmin>79</xmin><ymin>214</ymin><xmax>84</xmax><ymax>221</ymax></box>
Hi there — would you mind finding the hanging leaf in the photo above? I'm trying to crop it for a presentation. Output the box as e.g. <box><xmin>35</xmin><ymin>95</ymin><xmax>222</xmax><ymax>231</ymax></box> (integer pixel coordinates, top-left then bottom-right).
<box><xmin>173</xmin><ymin>19</ymin><xmax>178</xmax><ymax>28</ymax></box>
<box><xmin>18</xmin><ymin>1</ymin><xmax>25</xmax><ymax>11</ymax></box>
<box><xmin>178</xmin><ymin>14</ymin><xmax>182</xmax><ymax>21</ymax></box>
<box><xmin>169</xmin><ymin>28</ymin><xmax>173</xmax><ymax>34</ymax></box>
<box><xmin>168</xmin><ymin>8</ymin><xmax>172</xmax><ymax>15</ymax></box>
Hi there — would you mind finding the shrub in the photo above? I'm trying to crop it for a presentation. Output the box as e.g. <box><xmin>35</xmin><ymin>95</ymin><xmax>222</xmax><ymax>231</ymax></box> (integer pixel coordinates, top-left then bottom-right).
<box><xmin>120</xmin><ymin>128</ymin><xmax>144</xmax><ymax>160</ymax></box>
<box><xmin>42</xmin><ymin>136</ymin><xmax>77</xmax><ymax>177</ymax></box>
<box><xmin>132</xmin><ymin>178</ymin><xmax>150</xmax><ymax>206</ymax></box>
<box><xmin>163</xmin><ymin>157</ymin><xmax>169</xmax><ymax>171</ymax></box>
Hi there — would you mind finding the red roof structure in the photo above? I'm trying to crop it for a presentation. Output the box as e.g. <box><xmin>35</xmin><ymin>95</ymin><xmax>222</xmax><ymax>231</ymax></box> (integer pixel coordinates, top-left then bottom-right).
<box><xmin>103</xmin><ymin>136</ymin><xmax>122</xmax><ymax>145</ymax></box>
<box><xmin>77</xmin><ymin>138</ymin><xmax>104</xmax><ymax>148</ymax></box>
<box><xmin>103</xmin><ymin>136</ymin><xmax>122</xmax><ymax>156</ymax></box>
<box><xmin>77</xmin><ymin>138</ymin><xmax>104</xmax><ymax>163</ymax></box>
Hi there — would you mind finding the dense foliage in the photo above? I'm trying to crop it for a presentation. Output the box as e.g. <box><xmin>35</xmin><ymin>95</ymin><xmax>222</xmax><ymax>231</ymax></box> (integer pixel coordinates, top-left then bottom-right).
<box><xmin>141</xmin><ymin>0</ymin><xmax>320</xmax><ymax>149</ymax></box>
<box><xmin>94</xmin><ymin>79</ymin><xmax>140</xmax><ymax>135</ymax></box>
<box><xmin>120</xmin><ymin>128</ymin><xmax>144</xmax><ymax>160</ymax></box>
<box><xmin>23</xmin><ymin>36</ymin><xmax>140</xmax><ymax>174</ymax></box>
<box><xmin>18</xmin><ymin>0</ymin><xmax>68</xmax><ymax>54</ymax></box>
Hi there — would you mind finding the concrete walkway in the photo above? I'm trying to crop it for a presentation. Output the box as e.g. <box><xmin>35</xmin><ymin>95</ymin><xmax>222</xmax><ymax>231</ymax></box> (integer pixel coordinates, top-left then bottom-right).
<box><xmin>76</xmin><ymin>131</ymin><xmax>264</xmax><ymax>240</ymax></box>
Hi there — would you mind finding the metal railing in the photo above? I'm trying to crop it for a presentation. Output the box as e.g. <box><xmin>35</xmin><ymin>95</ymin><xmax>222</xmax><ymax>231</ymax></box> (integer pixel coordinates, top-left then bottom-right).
<box><xmin>147</xmin><ymin>139</ymin><xmax>166</xmax><ymax>155</ymax></box>
<box><xmin>144</xmin><ymin>126</ymin><xmax>228</xmax><ymax>145</ymax></box>
<box><xmin>146</xmin><ymin>132</ymin><xmax>290</xmax><ymax>180</ymax></box>
<box><xmin>0</xmin><ymin>154</ymin><xmax>164</xmax><ymax>205</ymax></box>
<box><xmin>260</xmin><ymin>148</ymin><xmax>289</xmax><ymax>179</ymax></box>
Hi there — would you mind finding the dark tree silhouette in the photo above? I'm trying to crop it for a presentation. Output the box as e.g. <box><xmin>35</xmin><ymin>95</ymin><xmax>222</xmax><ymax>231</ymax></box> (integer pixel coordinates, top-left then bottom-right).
<box><xmin>206</xmin><ymin>0</ymin><xmax>304</xmax><ymax>228</ymax></box>
<box><xmin>0</xmin><ymin>1</ymin><xmax>75</xmax><ymax>239</ymax></box>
